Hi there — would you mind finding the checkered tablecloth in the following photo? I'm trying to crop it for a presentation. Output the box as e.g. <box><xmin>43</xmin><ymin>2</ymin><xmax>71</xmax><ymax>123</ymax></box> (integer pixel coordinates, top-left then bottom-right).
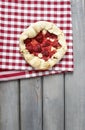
<box><xmin>0</xmin><ymin>0</ymin><xmax>74</xmax><ymax>81</ymax></box>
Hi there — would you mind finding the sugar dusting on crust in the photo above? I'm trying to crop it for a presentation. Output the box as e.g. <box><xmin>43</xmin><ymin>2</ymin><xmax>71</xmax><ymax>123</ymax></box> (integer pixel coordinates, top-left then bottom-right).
<box><xmin>38</xmin><ymin>53</ymin><xmax>42</xmax><ymax>58</ymax></box>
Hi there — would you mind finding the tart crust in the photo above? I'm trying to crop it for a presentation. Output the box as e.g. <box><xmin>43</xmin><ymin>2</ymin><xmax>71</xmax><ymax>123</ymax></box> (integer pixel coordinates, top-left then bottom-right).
<box><xmin>19</xmin><ymin>21</ymin><xmax>67</xmax><ymax>70</ymax></box>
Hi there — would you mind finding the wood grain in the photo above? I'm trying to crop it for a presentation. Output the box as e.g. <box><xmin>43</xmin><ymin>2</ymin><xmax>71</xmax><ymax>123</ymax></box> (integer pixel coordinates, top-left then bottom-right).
<box><xmin>65</xmin><ymin>0</ymin><xmax>85</xmax><ymax>130</ymax></box>
<box><xmin>20</xmin><ymin>78</ymin><xmax>42</xmax><ymax>130</ymax></box>
<box><xmin>0</xmin><ymin>81</ymin><xmax>19</xmax><ymax>130</ymax></box>
<box><xmin>43</xmin><ymin>75</ymin><xmax>64</xmax><ymax>130</ymax></box>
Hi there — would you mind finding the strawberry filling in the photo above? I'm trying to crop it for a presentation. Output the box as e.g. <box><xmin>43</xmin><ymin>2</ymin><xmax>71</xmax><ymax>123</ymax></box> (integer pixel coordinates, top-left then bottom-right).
<box><xmin>24</xmin><ymin>31</ymin><xmax>61</xmax><ymax>61</ymax></box>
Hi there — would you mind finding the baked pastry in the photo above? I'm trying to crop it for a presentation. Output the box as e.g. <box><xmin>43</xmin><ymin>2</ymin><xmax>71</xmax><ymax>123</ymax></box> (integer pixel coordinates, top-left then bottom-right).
<box><xmin>19</xmin><ymin>21</ymin><xmax>67</xmax><ymax>70</ymax></box>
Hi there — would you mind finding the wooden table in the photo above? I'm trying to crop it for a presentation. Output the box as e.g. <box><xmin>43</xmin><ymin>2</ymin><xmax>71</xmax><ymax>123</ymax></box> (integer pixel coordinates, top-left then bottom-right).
<box><xmin>0</xmin><ymin>0</ymin><xmax>85</xmax><ymax>130</ymax></box>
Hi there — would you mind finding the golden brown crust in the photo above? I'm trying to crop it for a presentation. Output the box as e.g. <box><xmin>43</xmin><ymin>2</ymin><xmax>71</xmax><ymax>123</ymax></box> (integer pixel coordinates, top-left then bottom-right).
<box><xmin>19</xmin><ymin>21</ymin><xmax>67</xmax><ymax>70</ymax></box>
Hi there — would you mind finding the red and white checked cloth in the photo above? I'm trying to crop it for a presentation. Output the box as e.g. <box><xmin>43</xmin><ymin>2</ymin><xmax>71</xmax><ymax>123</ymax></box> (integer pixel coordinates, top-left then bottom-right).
<box><xmin>0</xmin><ymin>0</ymin><xmax>74</xmax><ymax>81</ymax></box>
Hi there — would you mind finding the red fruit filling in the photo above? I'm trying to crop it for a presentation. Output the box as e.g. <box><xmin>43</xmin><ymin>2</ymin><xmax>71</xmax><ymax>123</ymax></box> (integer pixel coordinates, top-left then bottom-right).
<box><xmin>24</xmin><ymin>31</ymin><xmax>61</xmax><ymax>61</ymax></box>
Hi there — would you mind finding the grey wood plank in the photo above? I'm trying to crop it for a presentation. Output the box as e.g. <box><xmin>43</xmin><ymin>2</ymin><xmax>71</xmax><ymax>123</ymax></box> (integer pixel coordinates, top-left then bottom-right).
<box><xmin>20</xmin><ymin>78</ymin><xmax>42</xmax><ymax>130</ymax></box>
<box><xmin>43</xmin><ymin>75</ymin><xmax>64</xmax><ymax>130</ymax></box>
<box><xmin>0</xmin><ymin>81</ymin><xmax>19</xmax><ymax>130</ymax></box>
<box><xmin>65</xmin><ymin>0</ymin><xmax>85</xmax><ymax>130</ymax></box>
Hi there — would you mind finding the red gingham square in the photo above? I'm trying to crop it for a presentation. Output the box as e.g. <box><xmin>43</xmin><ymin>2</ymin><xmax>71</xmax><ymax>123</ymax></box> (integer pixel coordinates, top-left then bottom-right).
<box><xmin>0</xmin><ymin>0</ymin><xmax>74</xmax><ymax>81</ymax></box>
